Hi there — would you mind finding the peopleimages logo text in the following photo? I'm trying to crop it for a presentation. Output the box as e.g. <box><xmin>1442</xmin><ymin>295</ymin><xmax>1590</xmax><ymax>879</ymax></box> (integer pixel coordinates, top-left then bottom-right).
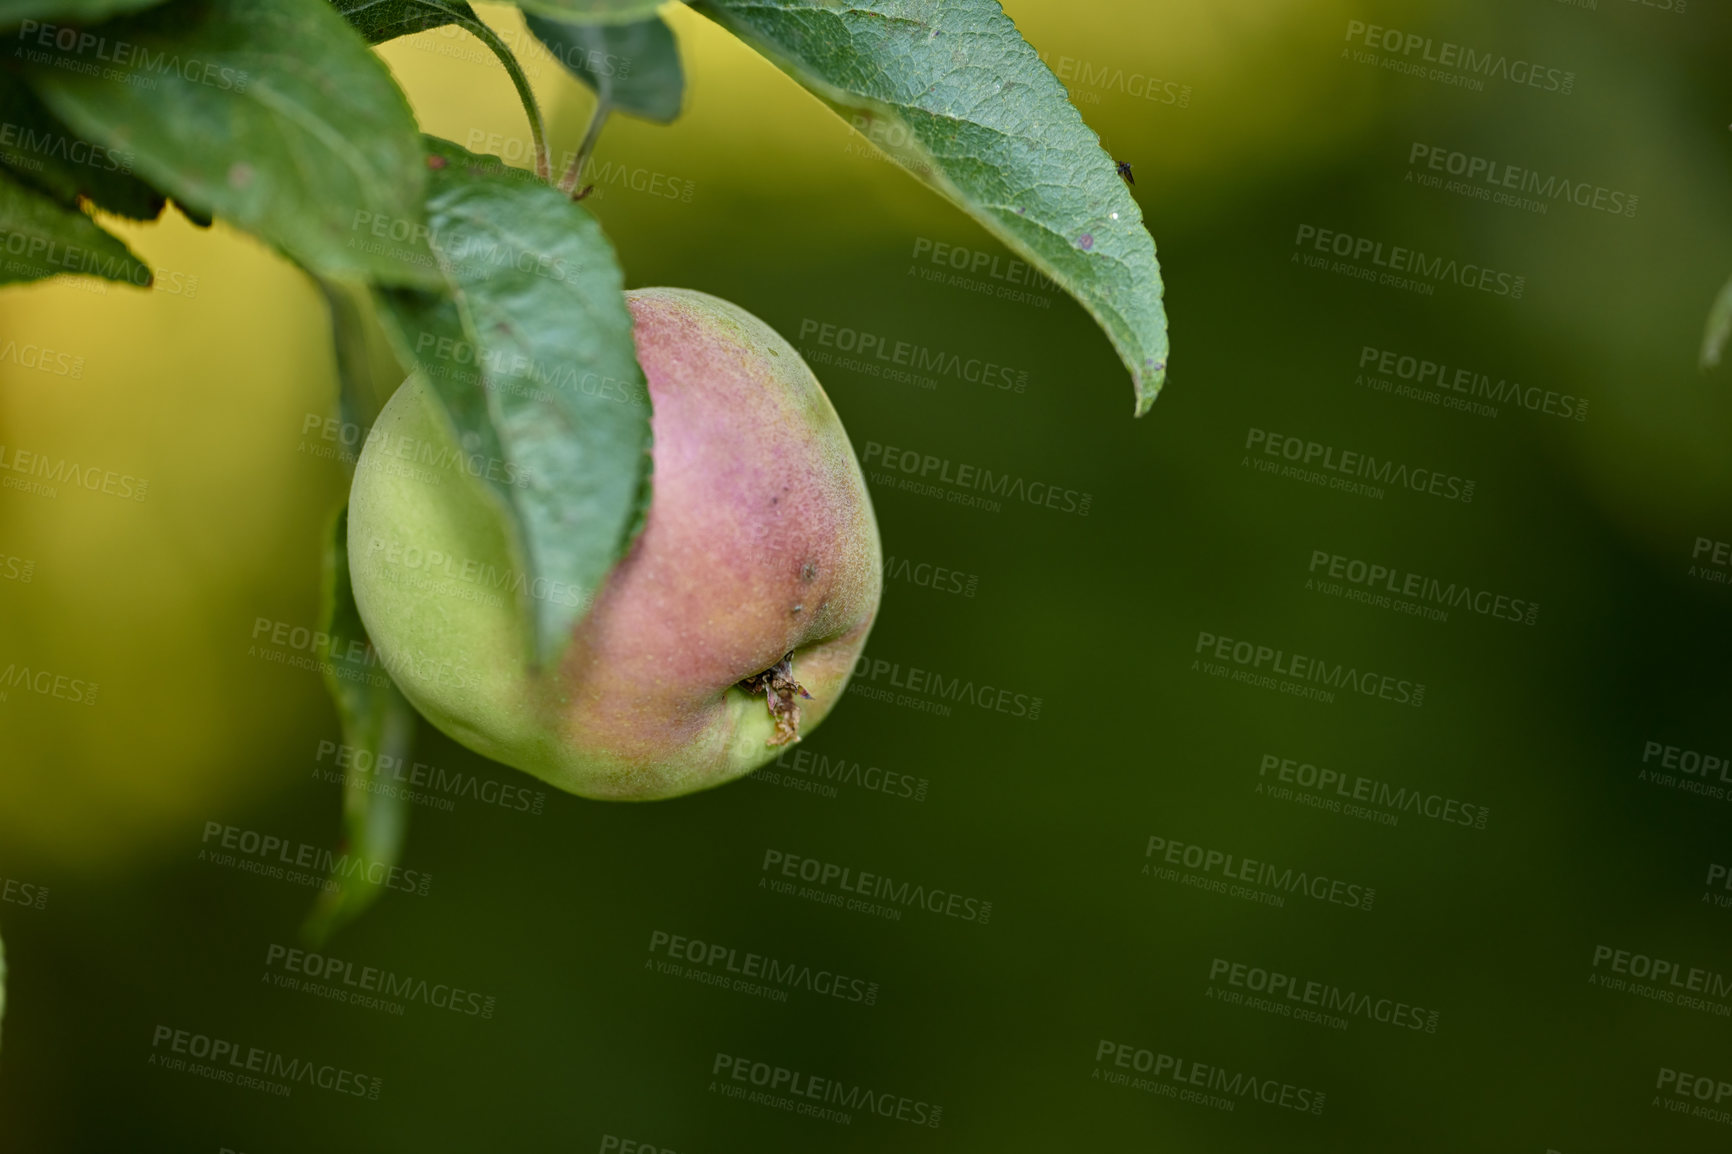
<box><xmin>648</xmin><ymin>930</ymin><xmax>880</xmax><ymax>1004</ymax></box>
<box><xmin>1245</xmin><ymin>428</ymin><xmax>1475</xmax><ymax>503</ymax></box>
<box><xmin>149</xmin><ymin>1024</ymin><xmax>378</xmax><ymax>1099</ymax></box>
<box><xmin>798</xmin><ymin>319</ymin><xmax>1028</xmax><ymax>393</ymax></box>
<box><xmin>1195</xmin><ymin>629</ymin><xmax>1427</xmax><ymax>706</ymax></box>
<box><xmin>1295</xmin><ymin>224</ymin><xmax>1525</xmax><ymax>298</ymax></box>
<box><xmin>201</xmin><ymin>821</ymin><xmax>432</xmax><ymax>896</ymax></box>
<box><xmin>1407</xmin><ymin>143</ymin><xmax>1636</xmax><ymax>218</ymax></box>
<box><xmin>1145</xmin><ymin>835</ymin><xmax>1375</xmax><ymax>910</ymax></box>
<box><xmin>264</xmin><ymin>944</ymin><xmax>496</xmax><ymax>1018</ymax></box>
<box><xmin>15</xmin><ymin>20</ymin><xmax>251</xmax><ymax>91</ymax></box>
<box><xmin>0</xmin><ymin>443</ymin><xmax>149</xmax><ymax>500</ymax></box>
<box><xmin>761</xmin><ymin>850</ymin><xmax>992</xmax><ymax>923</ymax></box>
<box><xmin>1343</xmin><ymin>20</ymin><xmax>1575</xmax><ymax>94</ymax></box>
<box><xmin>1207</xmin><ymin>957</ymin><xmax>1440</xmax><ymax>1033</ymax></box>
<box><xmin>1358</xmin><ymin>344</ymin><xmax>1586</xmax><ymax>421</ymax></box>
<box><xmin>862</xmin><ymin>440</ymin><xmax>1091</xmax><ymax>516</ymax></box>
<box><xmin>1094</xmin><ymin>1039</ymin><xmax>1327</xmax><ymax>1114</ymax></box>
<box><xmin>1259</xmin><ymin>752</ymin><xmax>1489</xmax><ymax>830</ymax></box>
<box><xmin>711</xmin><ymin>1052</ymin><xmax>942</xmax><ymax>1127</ymax></box>
<box><xmin>1308</xmin><ymin>549</ymin><xmax>1538</xmax><ymax>625</ymax></box>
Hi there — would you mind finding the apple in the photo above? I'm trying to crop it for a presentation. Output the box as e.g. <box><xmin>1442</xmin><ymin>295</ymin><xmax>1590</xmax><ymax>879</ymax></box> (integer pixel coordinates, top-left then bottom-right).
<box><xmin>347</xmin><ymin>287</ymin><xmax>883</xmax><ymax>801</ymax></box>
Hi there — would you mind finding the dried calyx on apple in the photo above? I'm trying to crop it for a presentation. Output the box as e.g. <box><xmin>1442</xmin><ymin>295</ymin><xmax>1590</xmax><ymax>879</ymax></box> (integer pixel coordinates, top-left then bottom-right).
<box><xmin>737</xmin><ymin>652</ymin><xmax>813</xmax><ymax>747</ymax></box>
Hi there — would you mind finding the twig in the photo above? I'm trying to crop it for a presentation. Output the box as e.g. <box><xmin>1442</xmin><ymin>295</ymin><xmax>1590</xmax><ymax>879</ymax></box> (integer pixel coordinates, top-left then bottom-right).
<box><xmin>464</xmin><ymin>17</ymin><xmax>551</xmax><ymax>182</ymax></box>
<box><xmin>560</xmin><ymin>98</ymin><xmax>612</xmax><ymax>200</ymax></box>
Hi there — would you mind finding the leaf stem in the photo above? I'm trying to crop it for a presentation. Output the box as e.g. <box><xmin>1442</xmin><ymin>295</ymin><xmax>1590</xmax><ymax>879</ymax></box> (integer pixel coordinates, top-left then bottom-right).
<box><xmin>560</xmin><ymin>98</ymin><xmax>612</xmax><ymax>199</ymax></box>
<box><xmin>464</xmin><ymin>16</ymin><xmax>550</xmax><ymax>182</ymax></box>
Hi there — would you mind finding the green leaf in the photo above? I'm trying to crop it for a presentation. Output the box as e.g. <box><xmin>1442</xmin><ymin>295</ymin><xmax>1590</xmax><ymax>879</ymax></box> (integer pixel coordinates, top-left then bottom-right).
<box><xmin>1701</xmin><ymin>273</ymin><xmax>1732</xmax><ymax>371</ymax></box>
<box><xmin>694</xmin><ymin>0</ymin><xmax>1168</xmax><ymax>413</ymax></box>
<box><xmin>0</xmin><ymin>73</ymin><xmax>164</xmax><ymax>221</ymax></box>
<box><xmin>330</xmin><ymin>0</ymin><xmax>552</xmax><ymax>181</ymax></box>
<box><xmin>528</xmin><ymin>13</ymin><xmax>684</xmax><ymax>123</ymax></box>
<box><xmin>372</xmin><ymin>136</ymin><xmax>652</xmax><ymax>668</ymax></box>
<box><xmin>22</xmin><ymin>0</ymin><xmax>442</xmax><ymax>287</ymax></box>
<box><xmin>174</xmin><ymin>199</ymin><xmax>211</xmax><ymax>228</ymax></box>
<box><xmin>0</xmin><ymin>166</ymin><xmax>150</xmax><ymax>286</ymax></box>
<box><xmin>0</xmin><ymin>0</ymin><xmax>166</xmax><ymax>25</ymax></box>
<box><xmin>328</xmin><ymin>0</ymin><xmax>478</xmax><ymax>43</ymax></box>
<box><xmin>303</xmin><ymin>504</ymin><xmax>418</xmax><ymax>947</ymax></box>
<box><xmin>514</xmin><ymin>0</ymin><xmax>668</xmax><ymax>25</ymax></box>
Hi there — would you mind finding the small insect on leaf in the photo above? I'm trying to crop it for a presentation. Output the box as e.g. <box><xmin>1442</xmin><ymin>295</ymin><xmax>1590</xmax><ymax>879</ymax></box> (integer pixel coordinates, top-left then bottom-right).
<box><xmin>1116</xmin><ymin>160</ymin><xmax>1134</xmax><ymax>186</ymax></box>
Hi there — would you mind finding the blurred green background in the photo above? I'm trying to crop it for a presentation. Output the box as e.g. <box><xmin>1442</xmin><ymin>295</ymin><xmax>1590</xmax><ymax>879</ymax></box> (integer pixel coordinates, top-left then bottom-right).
<box><xmin>3</xmin><ymin>0</ymin><xmax>1732</xmax><ymax>1150</ymax></box>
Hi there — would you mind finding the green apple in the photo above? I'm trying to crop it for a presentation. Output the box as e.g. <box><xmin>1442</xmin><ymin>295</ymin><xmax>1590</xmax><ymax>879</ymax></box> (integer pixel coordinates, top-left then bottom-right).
<box><xmin>347</xmin><ymin>287</ymin><xmax>883</xmax><ymax>801</ymax></box>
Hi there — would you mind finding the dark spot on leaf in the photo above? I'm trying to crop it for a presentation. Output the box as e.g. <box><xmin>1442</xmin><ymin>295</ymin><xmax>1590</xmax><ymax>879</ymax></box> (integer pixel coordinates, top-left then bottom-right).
<box><xmin>800</xmin><ymin>562</ymin><xmax>818</xmax><ymax>583</ymax></box>
<box><xmin>427</xmin><ymin>155</ymin><xmax>448</xmax><ymax>170</ymax></box>
<box><xmin>1078</xmin><ymin>233</ymin><xmax>1094</xmax><ymax>251</ymax></box>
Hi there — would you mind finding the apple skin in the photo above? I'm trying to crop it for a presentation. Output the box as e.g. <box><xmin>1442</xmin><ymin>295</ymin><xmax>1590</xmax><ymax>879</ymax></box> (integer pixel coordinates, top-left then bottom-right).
<box><xmin>347</xmin><ymin>287</ymin><xmax>883</xmax><ymax>801</ymax></box>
